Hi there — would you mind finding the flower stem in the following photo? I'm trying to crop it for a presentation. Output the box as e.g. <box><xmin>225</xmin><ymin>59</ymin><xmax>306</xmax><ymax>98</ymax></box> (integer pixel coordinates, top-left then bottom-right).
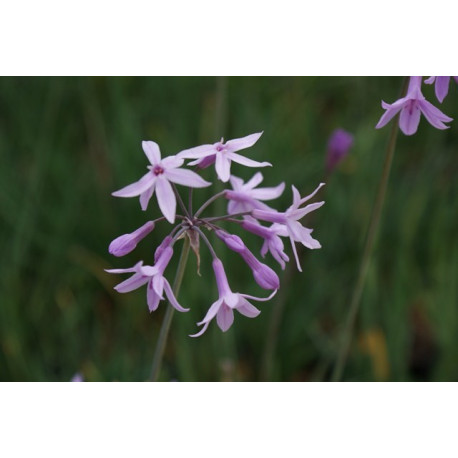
<box><xmin>194</xmin><ymin>190</ymin><xmax>226</xmax><ymax>218</ymax></box>
<box><xmin>331</xmin><ymin>80</ymin><xmax>407</xmax><ymax>381</ymax></box>
<box><xmin>150</xmin><ymin>236</ymin><xmax>190</xmax><ymax>381</ymax></box>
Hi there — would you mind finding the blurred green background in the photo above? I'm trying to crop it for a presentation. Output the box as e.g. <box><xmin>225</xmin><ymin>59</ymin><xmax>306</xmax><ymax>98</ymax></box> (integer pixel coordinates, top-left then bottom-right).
<box><xmin>0</xmin><ymin>77</ymin><xmax>456</xmax><ymax>382</ymax></box>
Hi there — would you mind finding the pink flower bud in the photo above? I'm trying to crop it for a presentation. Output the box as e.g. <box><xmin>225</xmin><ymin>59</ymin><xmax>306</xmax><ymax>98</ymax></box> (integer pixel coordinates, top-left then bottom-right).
<box><xmin>109</xmin><ymin>221</ymin><xmax>155</xmax><ymax>257</ymax></box>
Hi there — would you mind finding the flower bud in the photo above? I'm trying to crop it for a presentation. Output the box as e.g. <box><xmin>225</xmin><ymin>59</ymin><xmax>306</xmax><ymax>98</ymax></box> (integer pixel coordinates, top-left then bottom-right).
<box><xmin>325</xmin><ymin>128</ymin><xmax>353</xmax><ymax>173</ymax></box>
<box><xmin>109</xmin><ymin>221</ymin><xmax>155</xmax><ymax>257</ymax></box>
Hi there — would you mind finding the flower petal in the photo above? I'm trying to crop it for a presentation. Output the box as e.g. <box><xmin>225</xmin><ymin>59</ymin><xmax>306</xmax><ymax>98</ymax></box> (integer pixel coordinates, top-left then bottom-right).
<box><xmin>399</xmin><ymin>103</ymin><xmax>421</xmax><ymax>136</ymax></box>
<box><xmin>419</xmin><ymin>99</ymin><xmax>453</xmax><ymax>130</ymax></box>
<box><xmin>147</xmin><ymin>281</ymin><xmax>161</xmax><ymax>311</ymax></box>
<box><xmin>177</xmin><ymin>144</ymin><xmax>215</xmax><ymax>159</ymax></box>
<box><xmin>434</xmin><ymin>77</ymin><xmax>450</xmax><ymax>103</ymax></box>
<box><xmin>245</xmin><ymin>172</ymin><xmax>264</xmax><ymax>189</ymax></box>
<box><xmin>112</xmin><ymin>172</ymin><xmax>155</xmax><ymax>198</ymax></box>
<box><xmin>240</xmin><ymin>289</ymin><xmax>277</xmax><ymax>302</ymax></box>
<box><xmin>227</xmin><ymin>152</ymin><xmax>271</xmax><ymax>168</ymax></box>
<box><xmin>196</xmin><ymin>299</ymin><xmax>223</xmax><ymax>326</ymax></box>
<box><xmin>114</xmin><ymin>273</ymin><xmax>149</xmax><ymax>293</ymax></box>
<box><xmin>298</xmin><ymin>182</ymin><xmax>325</xmax><ymax>206</ymax></box>
<box><xmin>165</xmin><ymin>168</ymin><xmax>212</xmax><ymax>188</ymax></box>
<box><xmin>139</xmin><ymin>182</ymin><xmax>155</xmax><ymax>211</ymax></box>
<box><xmin>236</xmin><ymin>298</ymin><xmax>261</xmax><ymax>318</ymax></box>
<box><xmin>229</xmin><ymin>175</ymin><xmax>244</xmax><ymax>191</ymax></box>
<box><xmin>152</xmin><ymin>274</ymin><xmax>164</xmax><ymax>298</ymax></box>
<box><xmin>142</xmin><ymin>141</ymin><xmax>161</xmax><ymax>165</ymax></box>
<box><xmin>163</xmin><ymin>279</ymin><xmax>189</xmax><ymax>312</ymax></box>
<box><xmin>251</xmin><ymin>182</ymin><xmax>285</xmax><ymax>201</ymax></box>
<box><xmin>375</xmin><ymin>100</ymin><xmax>404</xmax><ymax>129</ymax></box>
<box><xmin>216</xmin><ymin>304</ymin><xmax>234</xmax><ymax>332</ymax></box>
<box><xmin>215</xmin><ymin>153</ymin><xmax>231</xmax><ymax>182</ymax></box>
<box><xmin>290</xmin><ymin>201</ymin><xmax>325</xmax><ymax>220</ymax></box>
<box><xmin>225</xmin><ymin>132</ymin><xmax>263</xmax><ymax>152</ymax></box>
<box><xmin>155</xmin><ymin>177</ymin><xmax>176</xmax><ymax>223</ymax></box>
<box><xmin>289</xmin><ymin>236</ymin><xmax>302</xmax><ymax>272</ymax></box>
<box><xmin>161</xmin><ymin>156</ymin><xmax>184</xmax><ymax>169</ymax></box>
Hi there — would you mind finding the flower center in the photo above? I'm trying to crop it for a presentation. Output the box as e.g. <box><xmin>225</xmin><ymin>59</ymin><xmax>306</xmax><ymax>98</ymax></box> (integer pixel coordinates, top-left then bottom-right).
<box><xmin>153</xmin><ymin>165</ymin><xmax>164</xmax><ymax>175</ymax></box>
<box><xmin>216</xmin><ymin>144</ymin><xmax>224</xmax><ymax>152</ymax></box>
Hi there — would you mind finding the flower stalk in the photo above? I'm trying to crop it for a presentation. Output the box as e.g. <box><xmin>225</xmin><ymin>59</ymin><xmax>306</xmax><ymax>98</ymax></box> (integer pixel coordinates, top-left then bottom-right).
<box><xmin>150</xmin><ymin>236</ymin><xmax>190</xmax><ymax>381</ymax></box>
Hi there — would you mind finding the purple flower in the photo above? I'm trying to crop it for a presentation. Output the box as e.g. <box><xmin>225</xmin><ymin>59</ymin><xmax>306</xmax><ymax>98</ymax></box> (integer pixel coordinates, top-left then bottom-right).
<box><xmin>190</xmin><ymin>258</ymin><xmax>276</xmax><ymax>337</ymax></box>
<box><xmin>225</xmin><ymin>172</ymin><xmax>285</xmax><ymax>214</ymax></box>
<box><xmin>109</xmin><ymin>221</ymin><xmax>155</xmax><ymax>257</ymax></box>
<box><xmin>252</xmin><ymin>183</ymin><xmax>325</xmax><ymax>272</ymax></box>
<box><xmin>325</xmin><ymin>128</ymin><xmax>354</xmax><ymax>173</ymax></box>
<box><xmin>105</xmin><ymin>246</ymin><xmax>188</xmax><ymax>313</ymax></box>
<box><xmin>215</xmin><ymin>230</ymin><xmax>280</xmax><ymax>290</ymax></box>
<box><xmin>376</xmin><ymin>76</ymin><xmax>453</xmax><ymax>136</ymax></box>
<box><xmin>112</xmin><ymin>141</ymin><xmax>211</xmax><ymax>223</ymax></box>
<box><xmin>241</xmin><ymin>219</ymin><xmax>290</xmax><ymax>270</ymax></box>
<box><xmin>424</xmin><ymin>76</ymin><xmax>458</xmax><ymax>103</ymax></box>
<box><xmin>177</xmin><ymin>132</ymin><xmax>271</xmax><ymax>182</ymax></box>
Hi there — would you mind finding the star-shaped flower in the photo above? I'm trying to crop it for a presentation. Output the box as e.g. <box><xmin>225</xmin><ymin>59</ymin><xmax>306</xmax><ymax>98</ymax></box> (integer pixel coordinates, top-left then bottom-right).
<box><xmin>177</xmin><ymin>132</ymin><xmax>271</xmax><ymax>182</ymax></box>
<box><xmin>112</xmin><ymin>141</ymin><xmax>211</xmax><ymax>223</ymax></box>
<box><xmin>225</xmin><ymin>172</ymin><xmax>285</xmax><ymax>214</ymax></box>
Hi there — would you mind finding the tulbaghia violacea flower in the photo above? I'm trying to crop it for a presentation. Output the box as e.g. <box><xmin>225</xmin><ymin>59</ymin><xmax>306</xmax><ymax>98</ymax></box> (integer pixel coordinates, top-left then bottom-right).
<box><xmin>177</xmin><ymin>132</ymin><xmax>271</xmax><ymax>182</ymax></box>
<box><xmin>109</xmin><ymin>221</ymin><xmax>155</xmax><ymax>257</ymax></box>
<box><xmin>325</xmin><ymin>128</ymin><xmax>354</xmax><ymax>173</ymax></box>
<box><xmin>106</xmin><ymin>247</ymin><xmax>189</xmax><ymax>313</ymax></box>
<box><xmin>376</xmin><ymin>76</ymin><xmax>453</xmax><ymax>136</ymax></box>
<box><xmin>112</xmin><ymin>141</ymin><xmax>211</xmax><ymax>223</ymax></box>
<box><xmin>225</xmin><ymin>172</ymin><xmax>285</xmax><ymax>214</ymax></box>
<box><xmin>215</xmin><ymin>230</ymin><xmax>280</xmax><ymax>290</ymax></box>
<box><xmin>424</xmin><ymin>76</ymin><xmax>458</xmax><ymax>103</ymax></box>
<box><xmin>241</xmin><ymin>219</ymin><xmax>290</xmax><ymax>270</ymax></box>
<box><xmin>190</xmin><ymin>258</ymin><xmax>277</xmax><ymax>337</ymax></box>
<box><xmin>252</xmin><ymin>183</ymin><xmax>325</xmax><ymax>272</ymax></box>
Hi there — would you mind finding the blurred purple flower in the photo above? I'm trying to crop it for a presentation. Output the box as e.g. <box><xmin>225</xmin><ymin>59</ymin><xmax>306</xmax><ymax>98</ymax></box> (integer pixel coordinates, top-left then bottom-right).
<box><xmin>105</xmin><ymin>247</ymin><xmax>189</xmax><ymax>313</ymax></box>
<box><xmin>177</xmin><ymin>132</ymin><xmax>271</xmax><ymax>182</ymax></box>
<box><xmin>424</xmin><ymin>76</ymin><xmax>458</xmax><ymax>103</ymax></box>
<box><xmin>190</xmin><ymin>258</ymin><xmax>276</xmax><ymax>337</ymax></box>
<box><xmin>325</xmin><ymin>129</ymin><xmax>354</xmax><ymax>173</ymax></box>
<box><xmin>112</xmin><ymin>141</ymin><xmax>211</xmax><ymax>223</ymax></box>
<box><xmin>253</xmin><ymin>183</ymin><xmax>325</xmax><ymax>272</ymax></box>
<box><xmin>108</xmin><ymin>221</ymin><xmax>155</xmax><ymax>257</ymax></box>
<box><xmin>225</xmin><ymin>172</ymin><xmax>285</xmax><ymax>214</ymax></box>
<box><xmin>376</xmin><ymin>76</ymin><xmax>453</xmax><ymax>136</ymax></box>
<box><xmin>71</xmin><ymin>373</ymin><xmax>84</xmax><ymax>382</ymax></box>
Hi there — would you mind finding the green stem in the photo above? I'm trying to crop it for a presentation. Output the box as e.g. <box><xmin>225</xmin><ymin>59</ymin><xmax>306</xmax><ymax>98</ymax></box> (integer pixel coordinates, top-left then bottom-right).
<box><xmin>150</xmin><ymin>236</ymin><xmax>191</xmax><ymax>381</ymax></box>
<box><xmin>331</xmin><ymin>81</ymin><xmax>407</xmax><ymax>381</ymax></box>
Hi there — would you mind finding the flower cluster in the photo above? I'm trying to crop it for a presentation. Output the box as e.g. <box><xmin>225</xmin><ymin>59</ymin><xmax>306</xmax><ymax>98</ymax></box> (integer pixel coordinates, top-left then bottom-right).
<box><xmin>106</xmin><ymin>133</ymin><xmax>324</xmax><ymax>336</ymax></box>
<box><xmin>376</xmin><ymin>76</ymin><xmax>456</xmax><ymax>136</ymax></box>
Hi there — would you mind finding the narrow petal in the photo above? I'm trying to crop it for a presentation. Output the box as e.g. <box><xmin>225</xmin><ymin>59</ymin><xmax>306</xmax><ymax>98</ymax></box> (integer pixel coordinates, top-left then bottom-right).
<box><xmin>419</xmin><ymin>100</ymin><xmax>453</xmax><ymax>130</ymax></box>
<box><xmin>435</xmin><ymin>77</ymin><xmax>450</xmax><ymax>103</ymax></box>
<box><xmin>152</xmin><ymin>274</ymin><xmax>164</xmax><ymax>298</ymax></box>
<box><xmin>229</xmin><ymin>175</ymin><xmax>244</xmax><ymax>191</ymax></box>
<box><xmin>215</xmin><ymin>153</ymin><xmax>231</xmax><ymax>182</ymax></box>
<box><xmin>240</xmin><ymin>289</ymin><xmax>277</xmax><ymax>302</ymax></box>
<box><xmin>140</xmin><ymin>183</ymin><xmax>155</xmax><ymax>211</ymax></box>
<box><xmin>114</xmin><ymin>273</ymin><xmax>149</xmax><ymax>293</ymax></box>
<box><xmin>165</xmin><ymin>168</ymin><xmax>212</xmax><ymax>188</ymax></box>
<box><xmin>177</xmin><ymin>144</ymin><xmax>215</xmax><ymax>159</ymax></box>
<box><xmin>399</xmin><ymin>103</ymin><xmax>421</xmax><ymax>136</ymax></box>
<box><xmin>163</xmin><ymin>279</ymin><xmax>189</xmax><ymax>312</ymax></box>
<box><xmin>236</xmin><ymin>298</ymin><xmax>261</xmax><ymax>318</ymax></box>
<box><xmin>155</xmin><ymin>177</ymin><xmax>176</xmax><ymax>223</ymax></box>
<box><xmin>112</xmin><ymin>172</ymin><xmax>155</xmax><ymax>198</ymax></box>
<box><xmin>290</xmin><ymin>201</ymin><xmax>325</xmax><ymax>220</ymax></box>
<box><xmin>424</xmin><ymin>76</ymin><xmax>436</xmax><ymax>85</ymax></box>
<box><xmin>147</xmin><ymin>281</ymin><xmax>161</xmax><ymax>312</ymax></box>
<box><xmin>196</xmin><ymin>299</ymin><xmax>223</xmax><ymax>326</ymax></box>
<box><xmin>250</xmin><ymin>182</ymin><xmax>285</xmax><ymax>201</ymax></box>
<box><xmin>245</xmin><ymin>172</ymin><xmax>264</xmax><ymax>189</ymax></box>
<box><xmin>298</xmin><ymin>182</ymin><xmax>325</xmax><ymax>206</ymax></box>
<box><xmin>142</xmin><ymin>141</ymin><xmax>161</xmax><ymax>165</ymax></box>
<box><xmin>375</xmin><ymin>101</ymin><xmax>404</xmax><ymax>129</ymax></box>
<box><xmin>216</xmin><ymin>305</ymin><xmax>234</xmax><ymax>332</ymax></box>
<box><xmin>161</xmin><ymin>156</ymin><xmax>184</xmax><ymax>169</ymax></box>
<box><xmin>225</xmin><ymin>132</ymin><xmax>263</xmax><ymax>152</ymax></box>
<box><xmin>227</xmin><ymin>152</ymin><xmax>271</xmax><ymax>168</ymax></box>
<box><xmin>189</xmin><ymin>321</ymin><xmax>211</xmax><ymax>338</ymax></box>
